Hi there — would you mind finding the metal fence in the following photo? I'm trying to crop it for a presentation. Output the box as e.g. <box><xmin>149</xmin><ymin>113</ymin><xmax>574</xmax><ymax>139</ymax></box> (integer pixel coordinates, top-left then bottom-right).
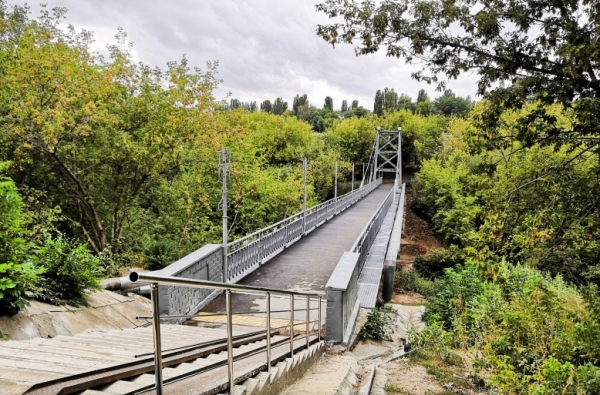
<box><xmin>130</xmin><ymin>272</ymin><xmax>322</xmax><ymax>395</ymax></box>
<box><xmin>351</xmin><ymin>184</ymin><xmax>395</xmax><ymax>271</ymax></box>
<box><xmin>226</xmin><ymin>178</ymin><xmax>383</xmax><ymax>283</ymax></box>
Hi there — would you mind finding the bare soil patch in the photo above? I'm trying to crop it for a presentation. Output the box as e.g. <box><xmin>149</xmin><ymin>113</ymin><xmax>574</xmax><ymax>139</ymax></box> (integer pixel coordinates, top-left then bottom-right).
<box><xmin>399</xmin><ymin>187</ymin><xmax>444</xmax><ymax>270</ymax></box>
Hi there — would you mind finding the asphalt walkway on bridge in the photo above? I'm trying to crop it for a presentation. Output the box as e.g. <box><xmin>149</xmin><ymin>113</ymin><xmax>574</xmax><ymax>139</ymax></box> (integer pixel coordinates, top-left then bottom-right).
<box><xmin>191</xmin><ymin>183</ymin><xmax>393</xmax><ymax>327</ymax></box>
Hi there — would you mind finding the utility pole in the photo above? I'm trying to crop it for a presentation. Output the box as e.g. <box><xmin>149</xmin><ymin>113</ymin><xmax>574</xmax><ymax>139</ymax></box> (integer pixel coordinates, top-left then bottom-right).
<box><xmin>334</xmin><ymin>160</ymin><xmax>338</xmax><ymax>198</ymax></box>
<box><xmin>352</xmin><ymin>163</ymin><xmax>354</xmax><ymax>192</ymax></box>
<box><xmin>219</xmin><ymin>149</ymin><xmax>230</xmax><ymax>283</ymax></box>
<box><xmin>303</xmin><ymin>157</ymin><xmax>307</xmax><ymax>233</ymax></box>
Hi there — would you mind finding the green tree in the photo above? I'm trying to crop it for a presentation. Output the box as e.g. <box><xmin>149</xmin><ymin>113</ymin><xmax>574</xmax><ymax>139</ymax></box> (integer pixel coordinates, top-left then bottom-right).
<box><xmin>324</xmin><ymin>96</ymin><xmax>334</xmax><ymax>111</ymax></box>
<box><xmin>272</xmin><ymin>97</ymin><xmax>288</xmax><ymax>115</ymax></box>
<box><xmin>0</xmin><ymin>12</ymin><xmax>221</xmax><ymax>255</ymax></box>
<box><xmin>374</xmin><ymin>89</ymin><xmax>384</xmax><ymax>116</ymax></box>
<box><xmin>351</xmin><ymin>100</ymin><xmax>359</xmax><ymax>109</ymax></box>
<box><xmin>260</xmin><ymin>99</ymin><xmax>273</xmax><ymax>113</ymax></box>
<box><xmin>341</xmin><ymin>99</ymin><xmax>348</xmax><ymax>113</ymax></box>
<box><xmin>433</xmin><ymin>90</ymin><xmax>472</xmax><ymax>117</ymax></box>
<box><xmin>292</xmin><ymin>94</ymin><xmax>309</xmax><ymax>115</ymax></box>
<box><xmin>416</xmin><ymin>89</ymin><xmax>429</xmax><ymax>104</ymax></box>
<box><xmin>397</xmin><ymin>93</ymin><xmax>415</xmax><ymax>112</ymax></box>
<box><xmin>383</xmin><ymin>88</ymin><xmax>398</xmax><ymax>112</ymax></box>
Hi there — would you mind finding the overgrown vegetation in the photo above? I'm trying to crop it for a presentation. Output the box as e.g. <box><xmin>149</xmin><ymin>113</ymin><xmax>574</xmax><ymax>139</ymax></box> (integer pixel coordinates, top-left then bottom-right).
<box><xmin>0</xmin><ymin>2</ymin><xmax>448</xmax><ymax>315</ymax></box>
<box><xmin>408</xmin><ymin>264</ymin><xmax>600</xmax><ymax>393</ymax></box>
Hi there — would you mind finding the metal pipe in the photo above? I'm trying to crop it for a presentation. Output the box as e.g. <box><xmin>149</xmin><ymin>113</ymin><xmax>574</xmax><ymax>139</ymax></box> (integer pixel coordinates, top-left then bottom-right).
<box><xmin>226</xmin><ymin>290</ymin><xmax>235</xmax><ymax>393</ymax></box>
<box><xmin>318</xmin><ymin>296</ymin><xmax>322</xmax><ymax>342</ymax></box>
<box><xmin>290</xmin><ymin>295</ymin><xmax>294</xmax><ymax>357</ymax></box>
<box><xmin>334</xmin><ymin>160</ymin><xmax>338</xmax><ymax>199</ymax></box>
<box><xmin>221</xmin><ymin>149</ymin><xmax>229</xmax><ymax>283</ymax></box>
<box><xmin>303</xmin><ymin>157</ymin><xmax>307</xmax><ymax>234</ymax></box>
<box><xmin>352</xmin><ymin>162</ymin><xmax>354</xmax><ymax>192</ymax></box>
<box><xmin>398</xmin><ymin>127</ymin><xmax>402</xmax><ymax>184</ymax></box>
<box><xmin>131</xmin><ymin>272</ymin><xmax>320</xmax><ymax>298</ymax></box>
<box><xmin>136</xmin><ymin>307</ymin><xmax>320</xmax><ymax>320</ymax></box>
<box><xmin>150</xmin><ymin>283</ymin><xmax>163</xmax><ymax>394</ymax></box>
<box><xmin>305</xmin><ymin>295</ymin><xmax>310</xmax><ymax>350</ymax></box>
<box><xmin>266</xmin><ymin>292</ymin><xmax>272</xmax><ymax>373</ymax></box>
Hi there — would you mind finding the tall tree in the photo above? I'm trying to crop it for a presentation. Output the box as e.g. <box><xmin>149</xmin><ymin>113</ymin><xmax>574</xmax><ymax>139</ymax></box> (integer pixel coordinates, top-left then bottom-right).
<box><xmin>260</xmin><ymin>99</ymin><xmax>273</xmax><ymax>113</ymax></box>
<box><xmin>351</xmin><ymin>100</ymin><xmax>359</xmax><ymax>109</ymax></box>
<box><xmin>292</xmin><ymin>94</ymin><xmax>309</xmax><ymax>115</ymax></box>
<box><xmin>374</xmin><ymin>90</ymin><xmax>384</xmax><ymax>116</ymax></box>
<box><xmin>341</xmin><ymin>99</ymin><xmax>348</xmax><ymax>113</ymax></box>
<box><xmin>433</xmin><ymin>90</ymin><xmax>472</xmax><ymax>116</ymax></box>
<box><xmin>324</xmin><ymin>96</ymin><xmax>334</xmax><ymax>111</ymax></box>
<box><xmin>416</xmin><ymin>89</ymin><xmax>429</xmax><ymax>104</ymax></box>
<box><xmin>383</xmin><ymin>88</ymin><xmax>398</xmax><ymax>112</ymax></box>
<box><xmin>397</xmin><ymin>94</ymin><xmax>415</xmax><ymax>112</ymax></box>
<box><xmin>272</xmin><ymin>97</ymin><xmax>288</xmax><ymax>115</ymax></box>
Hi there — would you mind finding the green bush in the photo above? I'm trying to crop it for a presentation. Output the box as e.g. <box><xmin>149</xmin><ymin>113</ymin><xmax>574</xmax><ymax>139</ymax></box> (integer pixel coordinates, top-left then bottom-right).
<box><xmin>0</xmin><ymin>163</ymin><xmax>42</xmax><ymax>316</ymax></box>
<box><xmin>360</xmin><ymin>308</ymin><xmax>393</xmax><ymax>341</ymax></box>
<box><xmin>414</xmin><ymin>247</ymin><xmax>464</xmax><ymax>279</ymax></box>
<box><xmin>34</xmin><ymin>233</ymin><xmax>103</xmax><ymax>306</ymax></box>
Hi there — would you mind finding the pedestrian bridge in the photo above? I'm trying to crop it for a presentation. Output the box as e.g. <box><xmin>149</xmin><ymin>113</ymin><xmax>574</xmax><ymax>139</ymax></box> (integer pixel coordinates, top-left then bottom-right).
<box><xmin>7</xmin><ymin>128</ymin><xmax>407</xmax><ymax>395</ymax></box>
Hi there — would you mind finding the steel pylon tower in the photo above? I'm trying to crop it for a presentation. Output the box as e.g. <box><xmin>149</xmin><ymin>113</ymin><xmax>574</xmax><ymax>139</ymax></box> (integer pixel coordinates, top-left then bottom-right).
<box><xmin>374</xmin><ymin>127</ymin><xmax>402</xmax><ymax>181</ymax></box>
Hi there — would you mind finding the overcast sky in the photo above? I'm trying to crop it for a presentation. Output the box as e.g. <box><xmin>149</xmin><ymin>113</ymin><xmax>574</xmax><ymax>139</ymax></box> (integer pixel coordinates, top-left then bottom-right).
<box><xmin>15</xmin><ymin>0</ymin><xmax>479</xmax><ymax>111</ymax></box>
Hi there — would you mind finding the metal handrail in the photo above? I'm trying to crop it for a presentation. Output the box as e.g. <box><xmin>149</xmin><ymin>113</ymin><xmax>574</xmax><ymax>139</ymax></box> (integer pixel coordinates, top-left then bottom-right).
<box><xmin>130</xmin><ymin>272</ymin><xmax>323</xmax><ymax>395</ymax></box>
<box><xmin>228</xmin><ymin>178</ymin><xmax>379</xmax><ymax>252</ymax></box>
<box><xmin>351</xmin><ymin>187</ymin><xmax>394</xmax><ymax>254</ymax></box>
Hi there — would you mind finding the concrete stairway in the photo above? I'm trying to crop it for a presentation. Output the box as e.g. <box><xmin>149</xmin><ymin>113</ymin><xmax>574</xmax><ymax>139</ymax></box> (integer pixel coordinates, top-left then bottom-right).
<box><xmin>1</xmin><ymin>324</ymin><xmax>324</xmax><ymax>395</ymax></box>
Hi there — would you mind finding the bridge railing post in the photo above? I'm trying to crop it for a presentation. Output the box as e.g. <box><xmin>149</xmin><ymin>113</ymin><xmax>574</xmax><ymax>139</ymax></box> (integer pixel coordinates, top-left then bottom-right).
<box><xmin>266</xmin><ymin>291</ymin><xmax>272</xmax><ymax>373</ymax></box>
<box><xmin>150</xmin><ymin>283</ymin><xmax>163</xmax><ymax>395</ymax></box>
<box><xmin>226</xmin><ymin>290</ymin><xmax>235</xmax><ymax>394</ymax></box>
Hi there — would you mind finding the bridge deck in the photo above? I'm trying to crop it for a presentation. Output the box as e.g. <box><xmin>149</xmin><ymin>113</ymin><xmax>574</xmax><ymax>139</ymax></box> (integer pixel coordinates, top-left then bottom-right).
<box><xmin>193</xmin><ymin>184</ymin><xmax>393</xmax><ymax>326</ymax></box>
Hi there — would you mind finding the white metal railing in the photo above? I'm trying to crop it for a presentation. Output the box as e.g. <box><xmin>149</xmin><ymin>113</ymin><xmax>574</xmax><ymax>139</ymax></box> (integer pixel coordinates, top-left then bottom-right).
<box><xmin>226</xmin><ymin>178</ymin><xmax>383</xmax><ymax>283</ymax></box>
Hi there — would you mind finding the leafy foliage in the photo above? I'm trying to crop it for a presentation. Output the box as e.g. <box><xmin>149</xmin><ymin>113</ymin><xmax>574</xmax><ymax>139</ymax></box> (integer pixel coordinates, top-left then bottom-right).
<box><xmin>34</xmin><ymin>233</ymin><xmax>102</xmax><ymax>306</ymax></box>
<box><xmin>359</xmin><ymin>307</ymin><xmax>393</xmax><ymax>341</ymax></box>
<box><xmin>0</xmin><ymin>162</ymin><xmax>42</xmax><ymax>315</ymax></box>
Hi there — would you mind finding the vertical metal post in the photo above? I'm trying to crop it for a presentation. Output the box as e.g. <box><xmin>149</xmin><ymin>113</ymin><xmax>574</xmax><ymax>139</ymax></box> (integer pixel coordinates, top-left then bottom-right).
<box><xmin>150</xmin><ymin>284</ymin><xmax>163</xmax><ymax>395</ymax></box>
<box><xmin>289</xmin><ymin>295</ymin><xmax>294</xmax><ymax>357</ymax></box>
<box><xmin>374</xmin><ymin>127</ymin><xmax>380</xmax><ymax>181</ymax></box>
<box><xmin>226</xmin><ymin>290</ymin><xmax>235</xmax><ymax>393</ymax></box>
<box><xmin>398</xmin><ymin>127</ymin><xmax>402</xmax><ymax>185</ymax></box>
<box><xmin>305</xmin><ymin>296</ymin><xmax>310</xmax><ymax>349</ymax></box>
<box><xmin>362</xmin><ymin>163</ymin><xmax>365</xmax><ymax>187</ymax></box>
<box><xmin>303</xmin><ymin>157</ymin><xmax>307</xmax><ymax>233</ymax></box>
<box><xmin>334</xmin><ymin>160</ymin><xmax>338</xmax><ymax>199</ymax></box>
<box><xmin>266</xmin><ymin>292</ymin><xmax>272</xmax><ymax>373</ymax></box>
<box><xmin>352</xmin><ymin>163</ymin><xmax>354</xmax><ymax>192</ymax></box>
<box><xmin>318</xmin><ymin>296</ymin><xmax>322</xmax><ymax>342</ymax></box>
<box><xmin>220</xmin><ymin>149</ymin><xmax>229</xmax><ymax>282</ymax></box>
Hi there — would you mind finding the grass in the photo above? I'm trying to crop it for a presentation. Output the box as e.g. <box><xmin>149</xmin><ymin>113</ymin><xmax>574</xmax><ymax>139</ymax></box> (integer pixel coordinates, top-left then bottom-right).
<box><xmin>409</xmin><ymin>349</ymin><xmax>478</xmax><ymax>392</ymax></box>
<box><xmin>384</xmin><ymin>383</ymin><xmax>415</xmax><ymax>394</ymax></box>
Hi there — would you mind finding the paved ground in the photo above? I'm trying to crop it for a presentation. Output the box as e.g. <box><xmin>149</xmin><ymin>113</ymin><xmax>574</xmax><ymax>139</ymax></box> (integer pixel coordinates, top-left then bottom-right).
<box><xmin>193</xmin><ymin>184</ymin><xmax>393</xmax><ymax>327</ymax></box>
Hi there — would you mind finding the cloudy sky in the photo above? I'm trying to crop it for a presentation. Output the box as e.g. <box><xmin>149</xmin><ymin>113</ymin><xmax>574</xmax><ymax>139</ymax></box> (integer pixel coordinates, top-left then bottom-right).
<box><xmin>15</xmin><ymin>0</ymin><xmax>479</xmax><ymax>111</ymax></box>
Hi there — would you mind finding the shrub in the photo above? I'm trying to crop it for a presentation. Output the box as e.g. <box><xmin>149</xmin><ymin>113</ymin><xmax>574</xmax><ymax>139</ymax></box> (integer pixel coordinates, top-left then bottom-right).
<box><xmin>360</xmin><ymin>308</ymin><xmax>393</xmax><ymax>341</ymax></box>
<box><xmin>0</xmin><ymin>163</ymin><xmax>42</xmax><ymax>316</ymax></box>
<box><xmin>34</xmin><ymin>233</ymin><xmax>103</xmax><ymax>306</ymax></box>
<box><xmin>414</xmin><ymin>247</ymin><xmax>464</xmax><ymax>279</ymax></box>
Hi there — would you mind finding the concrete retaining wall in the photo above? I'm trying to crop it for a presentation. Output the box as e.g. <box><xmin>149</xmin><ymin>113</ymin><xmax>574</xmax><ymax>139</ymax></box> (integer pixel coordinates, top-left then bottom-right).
<box><xmin>155</xmin><ymin>244</ymin><xmax>223</xmax><ymax>317</ymax></box>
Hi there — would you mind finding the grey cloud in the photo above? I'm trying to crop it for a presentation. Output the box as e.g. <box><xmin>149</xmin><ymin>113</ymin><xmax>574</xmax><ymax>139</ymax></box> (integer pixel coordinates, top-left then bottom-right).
<box><xmin>16</xmin><ymin>0</ymin><xmax>478</xmax><ymax>110</ymax></box>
